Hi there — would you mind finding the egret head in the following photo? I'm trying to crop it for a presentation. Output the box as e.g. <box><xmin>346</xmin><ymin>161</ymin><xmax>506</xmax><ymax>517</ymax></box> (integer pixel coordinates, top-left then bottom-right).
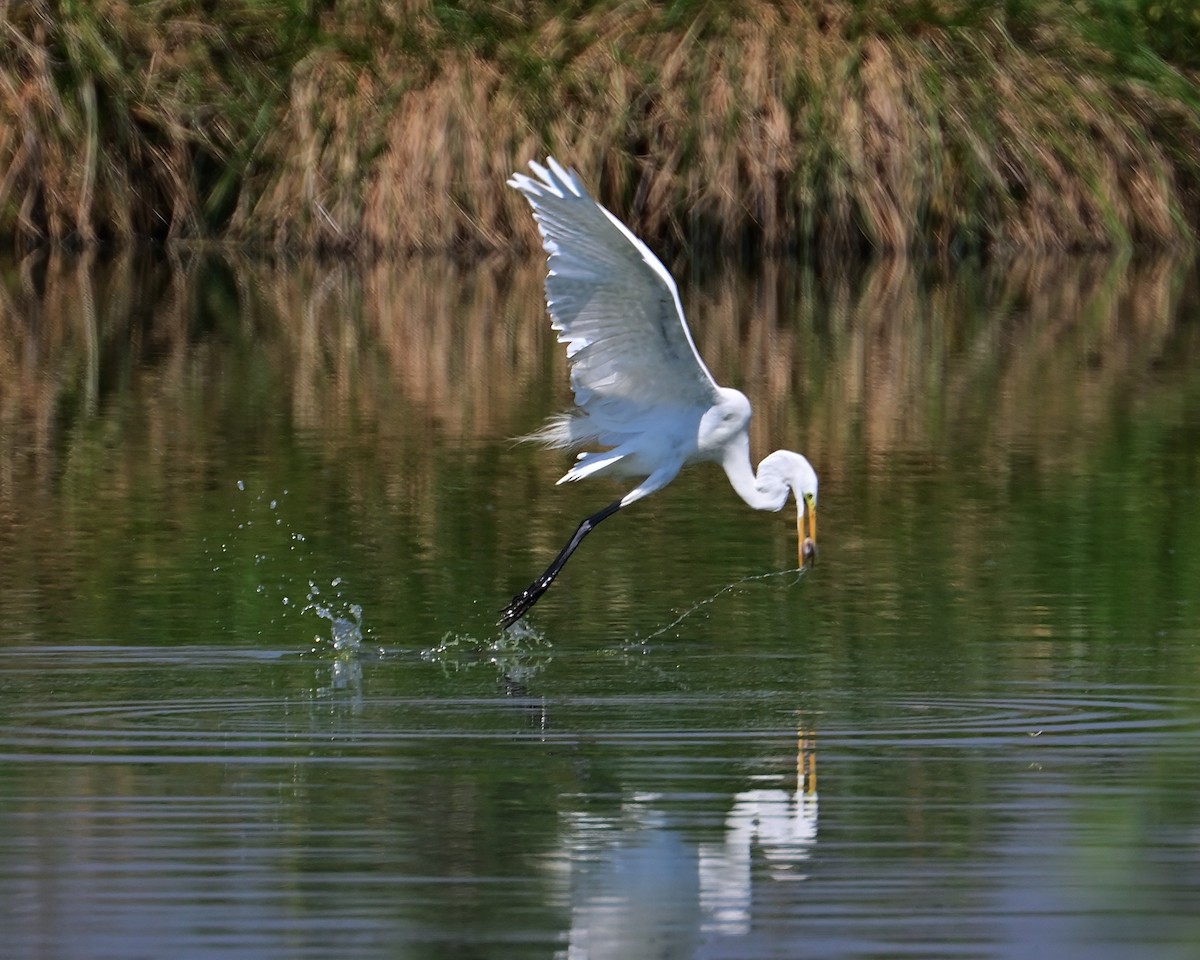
<box><xmin>759</xmin><ymin>450</ymin><xmax>818</xmax><ymax>569</ymax></box>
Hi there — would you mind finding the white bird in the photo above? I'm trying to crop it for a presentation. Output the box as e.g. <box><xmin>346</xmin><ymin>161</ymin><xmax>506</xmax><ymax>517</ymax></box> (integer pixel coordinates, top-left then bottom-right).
<box><xmin>500</xmin><ymin>158</ymin><xmax>818</xmax><ymax>628</ymax></box>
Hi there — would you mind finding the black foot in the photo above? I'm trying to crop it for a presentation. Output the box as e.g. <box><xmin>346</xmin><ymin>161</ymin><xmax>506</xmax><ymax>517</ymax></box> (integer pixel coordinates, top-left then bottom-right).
<box><xmin>498</xmin><ymin>579</ymin><xmax>551</xmax><ymax>629</ymax></box>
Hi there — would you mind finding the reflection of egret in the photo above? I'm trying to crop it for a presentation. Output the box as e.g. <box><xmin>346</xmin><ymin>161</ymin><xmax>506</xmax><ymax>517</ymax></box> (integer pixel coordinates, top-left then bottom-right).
<box><xmin>699</xmin><ymin>729</ymin><xmax>818</xmax><ymax>936</ymax></box>
<box><xmin>501</xmin><ymin>158</ymin><xmax>818</xmax><ymax>627</ymax></box>
<box><xmin>558</xmin><ymin>731</ymin><xmax>819</xmax><ymax>956</ymax></box>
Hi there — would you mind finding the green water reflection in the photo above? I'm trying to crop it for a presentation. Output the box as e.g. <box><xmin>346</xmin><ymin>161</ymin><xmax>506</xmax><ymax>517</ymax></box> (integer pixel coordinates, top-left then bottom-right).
<box><xmin>1</xmin><ymin>251</ymin><xmax>1199</xmax><ymax>958</ymax></box>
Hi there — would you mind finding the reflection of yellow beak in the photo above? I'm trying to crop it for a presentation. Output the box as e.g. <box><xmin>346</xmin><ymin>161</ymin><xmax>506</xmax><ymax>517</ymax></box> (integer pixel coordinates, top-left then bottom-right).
<box><xmin>797</xmin><ymin>498</ymin><xmax>818</xmax><ymax>568</ymax></box>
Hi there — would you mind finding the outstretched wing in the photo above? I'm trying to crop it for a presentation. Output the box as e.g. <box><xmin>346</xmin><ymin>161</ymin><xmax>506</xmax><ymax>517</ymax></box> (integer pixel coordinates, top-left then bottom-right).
<box><xmin>508</xmin><ymin>158</ymin><xmax>721</xmax><ymax>431</ymax></box>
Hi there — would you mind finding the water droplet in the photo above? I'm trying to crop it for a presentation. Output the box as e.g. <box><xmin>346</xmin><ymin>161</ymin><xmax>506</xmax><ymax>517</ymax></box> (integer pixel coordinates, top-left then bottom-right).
<box><xmin>237</xmin><ymin>480</ymin><xmax>245</xmax><ymax>491</ymax></box>
<box><xmin>270</xmin><ymin>500</ymin><xmax>278</xmax><ymax>510</ymax></box>
<box><xmin>283</xmin><ymin>597</ymin><xmax>290</xmax><ymax>606</ymax></box>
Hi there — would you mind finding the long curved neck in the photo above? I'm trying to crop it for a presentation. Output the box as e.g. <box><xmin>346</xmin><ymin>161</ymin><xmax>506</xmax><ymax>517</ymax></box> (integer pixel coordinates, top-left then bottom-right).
<box><xmin>721</xmin><ymin>437</ymin><xmax>790</xmax><ymax>512</ymax></box>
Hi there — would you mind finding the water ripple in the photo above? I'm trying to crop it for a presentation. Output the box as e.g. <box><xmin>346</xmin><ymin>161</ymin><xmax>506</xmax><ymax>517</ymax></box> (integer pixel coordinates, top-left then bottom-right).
<box><xmin>825</xmin><ymin>689</ymin><xmax>1200</xmax><ymax>748</ymax></box>
<box><xmin>1</xmin><ymin>655</ymin><xmax>1196</xmax><ymax>764</ymax></box>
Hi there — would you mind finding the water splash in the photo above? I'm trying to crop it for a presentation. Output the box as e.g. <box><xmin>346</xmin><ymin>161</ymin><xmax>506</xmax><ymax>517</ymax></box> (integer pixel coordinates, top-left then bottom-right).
<box><xmin>310</xmin><ymin>601</ymin><xmax>364</xmax><ymax>653</ymax></box>
<box><xmin>207</xmin><ymin>481</ymin><xmax>302</xmax><ymax>587</ymax></box>
<box><xmin>212</xmin><ymin>481</ymin><xmax>357</xmax><ymax>637</ymax></box>
<box><xmin>306</xmin><ymin>596</ymin><xmax>369</xmax><ymax>705</ymax></box>
<box><xmin>422</xmin><ymin>623</ymin><xmax>553</xmax><ymax>681</ymax></box>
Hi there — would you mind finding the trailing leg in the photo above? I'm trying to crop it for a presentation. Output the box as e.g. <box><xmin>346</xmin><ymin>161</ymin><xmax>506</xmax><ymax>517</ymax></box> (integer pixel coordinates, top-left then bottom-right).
<box><xmin>498</xmin><ymin>500</ymin><xmax>623</xmax><ymax>628</ymax></box>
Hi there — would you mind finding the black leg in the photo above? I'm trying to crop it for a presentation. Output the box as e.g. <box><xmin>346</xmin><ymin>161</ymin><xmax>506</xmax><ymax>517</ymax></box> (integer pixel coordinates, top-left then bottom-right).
<box><xmin>499</xmin><ymin>500</ymin><xmax>623</xmax><ymax>628</ymax></box>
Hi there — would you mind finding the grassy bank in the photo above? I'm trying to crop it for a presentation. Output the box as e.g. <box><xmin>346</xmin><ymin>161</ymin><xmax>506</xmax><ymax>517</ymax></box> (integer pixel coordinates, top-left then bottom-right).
<box><xmin>3</xmin><ymin>1</ymin><xmax>1200</xmax><ymax>256</ymax></box>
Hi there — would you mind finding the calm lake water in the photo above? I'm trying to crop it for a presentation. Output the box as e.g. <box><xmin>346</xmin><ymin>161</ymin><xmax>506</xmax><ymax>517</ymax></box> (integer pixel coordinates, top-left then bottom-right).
<box><xmin>1</xmin><ymin>251</ymin><xmax>1199</xmax><ymax>959</ymax></box>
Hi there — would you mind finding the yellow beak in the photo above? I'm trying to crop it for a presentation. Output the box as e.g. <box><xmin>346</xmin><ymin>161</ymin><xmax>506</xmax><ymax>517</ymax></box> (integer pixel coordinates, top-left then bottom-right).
<box><xmin>798</xmin><ymin>498</ymin><xmax>817</xmax><ymax>568</ymax></box>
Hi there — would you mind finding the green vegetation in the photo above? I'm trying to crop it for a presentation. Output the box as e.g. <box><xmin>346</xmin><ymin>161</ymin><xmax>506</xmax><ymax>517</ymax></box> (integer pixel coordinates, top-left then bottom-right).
<box><xmin>2</xmin><ymin>1</ymin><xmax>1199</xmax><ymax>255</ymax></box>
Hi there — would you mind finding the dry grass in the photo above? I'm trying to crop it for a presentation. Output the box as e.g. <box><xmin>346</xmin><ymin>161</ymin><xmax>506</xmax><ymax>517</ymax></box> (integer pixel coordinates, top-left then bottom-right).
<box><xmin>237</xmin><ymin>0</ymin><xmax>1200</xmax><ymax>256</ymax></box>
<box><xmin>0</xmin><ymin>2</ymin><xmax>210</xmax><ymax>245</ymax></box>
<box><xmin>0</xmin><ymin>0</ymin><xmax>296</xmax><ymax>247</ymax></box>
<box><xmin>3</xmin><ymin>0</ymin><xmax>1199</xmax><ymax>255</ymax></box>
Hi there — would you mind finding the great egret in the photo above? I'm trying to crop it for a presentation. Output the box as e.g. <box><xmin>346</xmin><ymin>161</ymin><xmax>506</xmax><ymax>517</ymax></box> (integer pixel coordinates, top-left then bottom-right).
<box><xmin>500</xmin><ymin>158</ymin><xmax>818</xmax><ymax>628</ymax></box>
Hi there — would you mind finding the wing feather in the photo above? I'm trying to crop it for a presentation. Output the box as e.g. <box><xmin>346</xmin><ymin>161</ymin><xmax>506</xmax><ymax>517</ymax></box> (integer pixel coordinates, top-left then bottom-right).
<box><xmin>508</xmin><ymin>158</ymin><xmax>720</xmax><ymax>440</ymax></box>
